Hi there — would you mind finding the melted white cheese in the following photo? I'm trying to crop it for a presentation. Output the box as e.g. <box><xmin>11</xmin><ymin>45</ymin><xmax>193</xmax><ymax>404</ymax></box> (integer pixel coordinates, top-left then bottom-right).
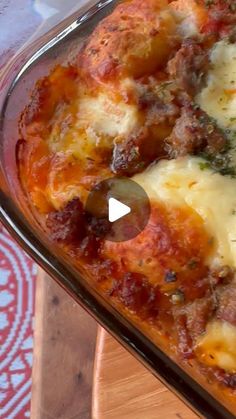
<box><xmin>170</xmin><ymin>0</ymin><xmax>203</xmax><ymax>38</ymax></box>
<box><xmin>133</xmin><ymin>157</ymin><xmax>236</xmax><ymax>371</ymax></box>
<box><xmin>49</xmin><ymin>88</ymin><xmax>140</xmax><ymax>161</ymax></box>
<box><xmin>77</xmin><ymin>93</ymin><xmax>140</xmax><ymax>137</ymax></box>
<box><xmin>133</xmin><ymin>157</ymin><xmax>236</xmax><ymax>267</ymax></box>
<box><xmin>196</xmin><ymin>321</ymin><xmax>236</xmax><ymax>373</ymax></box>
<box><xmin>197</xmin><ymin>41</ymin><xmax>236</xmax><ymax>130</ymax></box>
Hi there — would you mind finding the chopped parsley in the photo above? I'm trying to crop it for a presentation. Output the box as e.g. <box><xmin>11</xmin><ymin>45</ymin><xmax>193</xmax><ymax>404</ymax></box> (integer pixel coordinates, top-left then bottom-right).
<box><xmin>198</xmin><ymin>128</ymin><xmax>236</xmax><ymax>178</ymax></box>
<box><xmin>199</xmin><ymin>161</ymin><xmax>211</xmax><ymax>171</ymax></box>
<box><xmin>199</xmin><ymin>153</ymin><xmax>236</xmax><ymax>177</ymax></box>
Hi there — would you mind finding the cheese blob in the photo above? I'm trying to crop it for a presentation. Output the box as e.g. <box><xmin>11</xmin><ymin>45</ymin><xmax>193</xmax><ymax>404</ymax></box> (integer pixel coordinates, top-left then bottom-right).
<box><xmin>197</xmin><ymin>40</ymin><xmax>236</xmax><ymax>130</ymax></box>
<box><xmin>133</xmin><ymin>157</ymin><xmax>236</xmax><ymax>371</ymax></box>
<box><xmin>133</xmin><ymin>157</ymin><xmax>236</xmax><ymax>268</ymax></box>
<box><xmin>77</xmin><ymin>93</ymin><xmax>140</xmax><ymax>138</ymax></box>
<box><xmin>196</xmin><ymin>321</ymin><xmax>236</xmax><ymax>373</ymax></box>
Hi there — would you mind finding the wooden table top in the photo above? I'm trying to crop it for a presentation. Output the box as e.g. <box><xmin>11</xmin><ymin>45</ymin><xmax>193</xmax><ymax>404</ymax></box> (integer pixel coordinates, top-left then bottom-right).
<box><xmin>31</xmin><ymin>271</ymin><xmax>97</xmax><ymax>419</ymax></box>
<box><xmin>32</xmin><ymin>271</ymin><xmax>200</xmax><ymax>419</ymax></box>
<box><xmin>92</xmin><ymin>328</ymin><xmax>198</xmax><ymax>419</ymax></box>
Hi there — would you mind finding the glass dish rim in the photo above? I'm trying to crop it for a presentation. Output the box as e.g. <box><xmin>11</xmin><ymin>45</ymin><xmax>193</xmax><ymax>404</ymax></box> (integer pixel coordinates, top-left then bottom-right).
<box><xmin>0</xmin><ymin>1</ymin><xmax>234</xmax><ymax>417</ymax></box>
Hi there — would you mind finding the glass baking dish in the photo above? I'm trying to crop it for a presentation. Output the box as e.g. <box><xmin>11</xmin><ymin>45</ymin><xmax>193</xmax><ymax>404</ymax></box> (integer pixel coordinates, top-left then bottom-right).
<box><xmin>0</xmin><ymin>1</ymin><xmax>234</xmax><ymax>417</ymax></box>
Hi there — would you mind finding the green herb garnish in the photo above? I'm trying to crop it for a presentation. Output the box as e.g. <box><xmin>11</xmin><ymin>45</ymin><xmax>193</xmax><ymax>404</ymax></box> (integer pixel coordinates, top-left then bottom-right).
<box><xmin>199</xmin><ymin>161</ymin><xmax>211</xmax><ymax>171</ymax></box>
<box><xmin>198</xmin><ymin>127</ymin><xmax>236</xmax><ymax>178</ymax></box>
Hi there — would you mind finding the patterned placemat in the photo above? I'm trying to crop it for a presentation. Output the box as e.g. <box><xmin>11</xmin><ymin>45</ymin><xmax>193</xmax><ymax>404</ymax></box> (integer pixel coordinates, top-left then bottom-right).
<box><xmin>0</xmin><ymin>226</ymin><xmax>36</xmax><ymax>419</ymax></box>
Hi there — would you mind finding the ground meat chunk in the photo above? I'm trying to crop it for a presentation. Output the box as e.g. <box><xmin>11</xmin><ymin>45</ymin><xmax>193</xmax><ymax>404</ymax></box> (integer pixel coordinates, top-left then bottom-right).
<box><xmin>111</xmin><ymin>79</ymin><xmax>182</xmax><ymax>176</ymax></box>
<box><xmin>165</xmin><ymin>104</ymin><xmax>227</xmax><ymax>158</ymax></box>
<box><xmin>215</xmin><ymin>370</ymin><xmax>236</xmax><ymax>389</ymax></box>
<box><xmin>199</xmin><ymin>0</ymin><xmax>236</xmax><ymax>38</ymax></box>
<box><xmin>110</xmin><ymin>272</ymin><xmax>160</xmax><ymax>319</ymax></box>
<box><xmin>216</xmin><ymin>283</ymin><xmax>236</xmax><ymax>326</ymax></box>
<box><xmin>199</xmin><ymin>364</ymin><xmax>236</xmax><ymax>390</ymax></box>
<box><xmin>46</xmin><ymin>198</ymin><xmax>86</xmax><ymax>244</ymax></box>
<box><xmin>111</xmin><ymin>132</ymin><xmax>147</xmax><ymax>176</ymax></box>
<box><xmin>185</xmin><ymin>297</ymin><xmax>215</xmax><ymax>341</ymax></box>
<box><xmin>86</xmin><ymin>216</ymin><xmax>111</xmax><ymax>238</ymax></box>
<box><xmin>173</xmin><ymin>268</ymin><xmax>236</xmax><ymax>359</ymax></box>
<box><xmin>137</xmin><ymin>85</ymin><xmax>180</xmax><ymax>121</ymax></box>
<box><xmin>168</xmin><ymin>40</ymin><xmax>209</xmax><ymax>97</ymax></box>
<box><xmin>46</xmin><ymin>197</ymin><xmax>111</xmax><ymax>258</ymax></box>
<box><xmin>208</xmin><ymin>1</ymin><xmax>236</xmax><ymax>25</ymax></box>
<box><xmin>174</xmin><ymin>313</ymin><xmax>193</xmax><ymax>359</ymax></box>
<box><xmin>111</xmin><ymin>127</ymin><xmax>169</xmax><ymax>176</ymax></box>
<box><xmin>173</xmin><ymin>296</ymin><xmax>216</xmax><ymax>358</ymax></box>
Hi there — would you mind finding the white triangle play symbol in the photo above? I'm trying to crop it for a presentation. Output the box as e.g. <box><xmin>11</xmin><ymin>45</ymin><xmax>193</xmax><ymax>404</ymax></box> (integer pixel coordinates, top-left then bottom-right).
<box><xmin>108</xmin><ymin>198</ymin><xmax>131</xmax><ymax>223</ymax></box>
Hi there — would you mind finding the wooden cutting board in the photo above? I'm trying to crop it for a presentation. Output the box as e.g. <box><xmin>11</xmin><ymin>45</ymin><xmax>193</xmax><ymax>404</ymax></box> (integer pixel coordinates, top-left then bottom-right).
<box><xmin>92</xmin><ymin>328</ymin><xmax>199</xmax><ymax>419</ymax></box>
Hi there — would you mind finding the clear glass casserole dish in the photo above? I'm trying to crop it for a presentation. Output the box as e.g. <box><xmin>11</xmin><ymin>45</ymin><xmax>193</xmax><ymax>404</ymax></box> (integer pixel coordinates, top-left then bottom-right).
<box><xmin>0</xmin><ymin>1</ymin><xmax>235</xmax><ymax>417</ymax></box>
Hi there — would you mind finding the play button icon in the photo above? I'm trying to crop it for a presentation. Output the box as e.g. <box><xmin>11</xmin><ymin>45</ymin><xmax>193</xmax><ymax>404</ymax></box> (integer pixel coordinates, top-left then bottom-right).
<box><xmin>108</xmin><ymin>198</ymin><xmax>131</xmax><ymax>222</ymax></box>
<box><xmin>85</xmin><ymin>177</ymin><xmax>150</xmax><ymax>242</ymax></box>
